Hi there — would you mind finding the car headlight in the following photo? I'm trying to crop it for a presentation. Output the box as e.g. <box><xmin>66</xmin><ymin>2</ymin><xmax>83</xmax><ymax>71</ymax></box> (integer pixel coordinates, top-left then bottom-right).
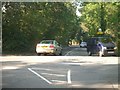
<box><xmin>114</xmin><ymin>47</ymin><xmax>117</xmax><ymax>50</ymax></box>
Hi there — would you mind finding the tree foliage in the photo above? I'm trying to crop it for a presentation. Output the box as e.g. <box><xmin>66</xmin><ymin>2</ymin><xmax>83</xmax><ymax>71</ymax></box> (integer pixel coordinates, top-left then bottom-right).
<box><xmin>80</xmin><ymin>2</ymin><xmax>119</xmax><ymax>39</ymax></box>
<box><xmin>2</xmin><ymin>2</ymin><xmax>119</xmax><ymax>55</ymax></box>
<box><xmin>80</xmin><ymin>2</ymin><xmax>119</xmax><ymax>55</ymax></box>
<box><xmin>2</xmin><ymin>2</ymin><xmax>79</xmax><ymax>53</ymax></box>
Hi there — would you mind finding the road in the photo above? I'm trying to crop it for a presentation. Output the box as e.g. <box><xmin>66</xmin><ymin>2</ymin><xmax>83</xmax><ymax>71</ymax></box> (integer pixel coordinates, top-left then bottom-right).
<box><xmin>62</xmin><ymin>45</ymin><xmax>88</xmax><ymax>56</ymax></box>
<box><xmin>1</xmin><ymin>46</ymin><xmax>119</xmax><ymax>90</ymax></box>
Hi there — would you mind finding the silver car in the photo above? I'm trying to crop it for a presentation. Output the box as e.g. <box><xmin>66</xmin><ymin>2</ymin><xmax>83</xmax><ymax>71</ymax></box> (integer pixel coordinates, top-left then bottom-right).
<box><xmin>80</xmin><ymin>42</ymin><xmax>87</xmax><ymax>48</ymax></box>
<box><xmin>36</xmin><ymin>40</ymin><xmax>62</xmax><ymax>56</ymax></box>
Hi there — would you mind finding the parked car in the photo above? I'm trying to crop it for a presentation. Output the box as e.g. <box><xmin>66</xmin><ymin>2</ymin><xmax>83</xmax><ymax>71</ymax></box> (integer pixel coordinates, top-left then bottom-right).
<box><xmin>80</xmin><ymin>42</ymin><xmax>87</xmax><ymax>48</ymax></box>
<box><xmin>36</xmin><ymin>40</ymin><xmax>62</xmax><ymax>56</ymax></box>
<box><xmin>86</xmin><ymin>37</ymin><xmax>117</xmax><ymax>56</ymax></box>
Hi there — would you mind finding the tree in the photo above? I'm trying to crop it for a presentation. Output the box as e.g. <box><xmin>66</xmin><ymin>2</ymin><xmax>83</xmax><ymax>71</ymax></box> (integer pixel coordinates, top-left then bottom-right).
<box><xmin>80</xmin><ymin>2</ymin><xmax>119</xmax><ymax>55</ymax></box>
<box><xmin>2</xmin><ymin>2</ymin><xmax>80</xmax><ymax>54</ymax></box>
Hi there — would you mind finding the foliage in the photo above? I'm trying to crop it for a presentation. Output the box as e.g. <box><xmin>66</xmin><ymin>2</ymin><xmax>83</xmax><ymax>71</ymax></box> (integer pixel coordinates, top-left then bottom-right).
<box><xmin>81</xmin><ymin>2</ymin><xmax>119</xmax><ymax>36</ymax></box>
<box><xmin>80</xmin><ymin>2</ymin><xmax>119</xmax><ymax>56</ymax></box>
<box><xmin>2</xmin><ymin>2</ymin><xmax>79</xmax><ymax>53</ymax></box>
<box><xmin>2</xmin><ymin>2</ymin><xmax>119</xmax><ymax>56</ymax></box>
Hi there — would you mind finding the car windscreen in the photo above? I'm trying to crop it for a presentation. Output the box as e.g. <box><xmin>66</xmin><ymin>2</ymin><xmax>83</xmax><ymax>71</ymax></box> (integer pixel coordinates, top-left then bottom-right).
<box><xmin>100</xmin><ymin>37</ymin><xmax>113</xmax><ymax>43</ymax></box>
<box><xmin>40</xmin><ymin>40</ymin><xmax>53</xmax><ymax>44</ymax></box>
<box><xmin>87</xmin><ymin>37</ymin><xmax>114</xmax><ymax>46</ymax></box>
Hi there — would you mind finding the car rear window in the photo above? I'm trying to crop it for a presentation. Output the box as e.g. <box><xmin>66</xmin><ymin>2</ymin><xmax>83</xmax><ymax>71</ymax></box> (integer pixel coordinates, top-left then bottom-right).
<box><xmin>40</xmin><ymin>40</ymin><xmax>53</xmax><ymax>44</ymax></box>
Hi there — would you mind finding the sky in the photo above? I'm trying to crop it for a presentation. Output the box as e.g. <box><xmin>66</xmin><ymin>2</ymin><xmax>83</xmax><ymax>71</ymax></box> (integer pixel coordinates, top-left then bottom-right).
<box><xmin>75</xmin><ymin>1</ymin><xmax>83</xmax><ymax>17</ymax></box>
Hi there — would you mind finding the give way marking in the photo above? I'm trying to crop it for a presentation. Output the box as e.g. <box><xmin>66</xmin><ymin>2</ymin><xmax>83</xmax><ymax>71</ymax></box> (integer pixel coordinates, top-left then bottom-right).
<box><xmin>28</xmin><ymin>68</ymin><xmax>71</xmax><ymax>84</ymax></box>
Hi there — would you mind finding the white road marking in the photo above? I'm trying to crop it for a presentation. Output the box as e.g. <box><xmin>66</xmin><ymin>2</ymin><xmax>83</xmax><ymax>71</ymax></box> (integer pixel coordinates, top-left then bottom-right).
<box><xmin>67</xmin><ymin>70</ymin><xmax>71</xmax><ymax>84</ymax></box>
<box><xmin>61</xmin><ymin>62</ymin><xmax>81</xmax><ymax>65</ymax></box>
<box><xmin>30</xmin><ymin>67</ymin><xmax>51</xmax><ymax>71</ymax></box>
<box><xmin>60</xmin><ymin>62</ymin><xmax>94</xmax><ymax>65</ymax></box>
<box><xmin>65</xmin><ymin>47</ymin><xmax>80</xmax><ymax>56</ymax></box>
<box><xmin>28</xmin><ymin>67</ymin><xmax>71</xmax><ymax>84</ymax></box>
<box><xmin>28</xmin><ymin>68</ymin><xmax>52</xmax><ymax>84</ymax></box>
<box><xmin>2</xmin><ymin>66</ymin><xmax>19</xmax><ymax>70</ymax></box>
<box><xmin>65</xmin><ymin>51</ymin><xmax>72</xmax><ymax>56</ymax></box>
<box><xmin>51</xmin><ymin>80</ymin><xmax>67</xmax><ymax>83</ymax></box>
<box><xmin>41</xmin><ymin>73</ymin><xmax>66</xmax><ymax>77</ymax></box>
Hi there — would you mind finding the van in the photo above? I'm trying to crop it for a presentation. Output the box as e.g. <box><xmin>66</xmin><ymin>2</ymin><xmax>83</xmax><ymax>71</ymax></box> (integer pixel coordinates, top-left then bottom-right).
<box><xmin>86</xmin><ymin>37</ymin><xmax>117</xmax><ymax>56</ymax></box>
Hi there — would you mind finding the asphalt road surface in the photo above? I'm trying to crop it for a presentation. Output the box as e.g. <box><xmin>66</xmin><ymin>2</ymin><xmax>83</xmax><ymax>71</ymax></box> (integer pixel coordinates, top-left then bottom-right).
<box><xmin>1</xmin><ymin>46</ymin><xmax>119</xmax><ymax>90</ymax></box>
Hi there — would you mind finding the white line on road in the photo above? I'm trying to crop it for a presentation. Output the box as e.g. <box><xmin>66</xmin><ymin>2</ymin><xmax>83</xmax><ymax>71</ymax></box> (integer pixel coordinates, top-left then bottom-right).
<box><xmin>30</xmin><ymin>67</ymin><xmax>51</xmax><ymax>71</ymax></box>
<box><xmin>28</xmin><ymin>68</ymin><xmax>52</xmax><ymax>84</ymax></box>
<box><xmin>67</xmin><ymin>69</ymin><xmax>71</xmax><ymax>84</ymax></box>
<box><xmin>65</xmin><ymin>51</ymin><xmax>72</xmax><ymax>56</ymax></box>
<box><xmin>51</xmin><ymin>80</ymin><xmax>67</xmax><ymax>83</ymax></box>
<box><xmin>41</xmin><ymin>73</ymin><xmax>66</xmax><ymax>77</ymax></box>
<box><xmin>61</xmin><ymin>62</ymin><xmax>81</xmax><ymax>65</ymax></box>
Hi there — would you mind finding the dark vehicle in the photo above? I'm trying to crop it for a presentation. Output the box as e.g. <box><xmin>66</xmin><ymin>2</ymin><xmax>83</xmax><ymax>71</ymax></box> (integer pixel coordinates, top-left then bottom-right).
<box><xmin>87</xmin><ymin>37</ymin><xmax>117</xmax><ymax>56</ymax></box>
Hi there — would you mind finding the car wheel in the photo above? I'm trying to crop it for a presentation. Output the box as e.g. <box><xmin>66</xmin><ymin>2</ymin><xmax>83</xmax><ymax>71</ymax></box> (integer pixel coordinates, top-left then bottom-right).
<box><xmin>38</xmin><ymin>53</ymin><xmax>45</xmax><ymax>56</ymax></box>
<box><xmin>59</xmin><ymin>51</ymin><xmax>62</xmax><ymax>56</ymax></box>
<box><xmin>52</xmin><ymin>53</ymin><xmax>56</xmax><ymax>56</ymax></box>
<box><xmin>37</xmin><ymin>53</ymin><xmax>41</xmax><ymax>56</ymax></box>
